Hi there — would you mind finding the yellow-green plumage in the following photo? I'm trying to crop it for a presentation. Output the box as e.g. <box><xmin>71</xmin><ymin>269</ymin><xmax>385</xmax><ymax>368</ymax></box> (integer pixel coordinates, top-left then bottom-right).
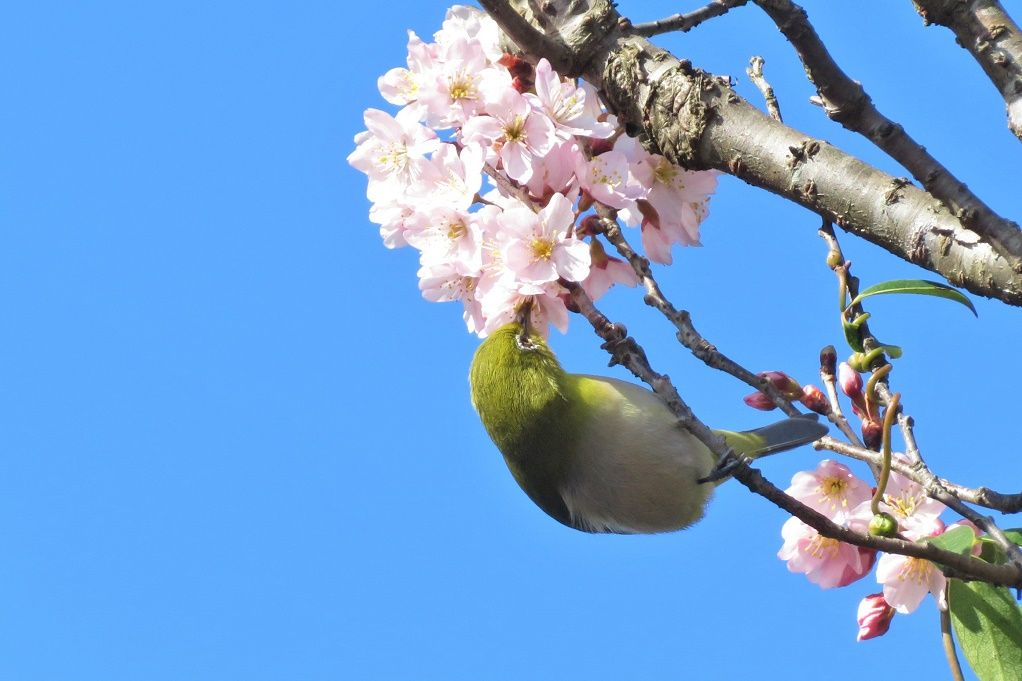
<box><xmin>469</xmin><ymin>323</ymin><xmax>827</xmax><ymax>534</ymax></box>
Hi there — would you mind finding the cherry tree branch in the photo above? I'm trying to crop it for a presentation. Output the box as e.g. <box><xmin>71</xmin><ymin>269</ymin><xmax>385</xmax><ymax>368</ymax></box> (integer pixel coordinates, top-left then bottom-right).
<box><xmin>628</xmin><ymin>0</ymin><xmax>749</xmax><ymax>38</ymax></box>
<box><xmin>589</xmin><ymin>211</ymin><xmax>803</xmax><ymax>417</ymax></box>
<box><xmin>563</xmin><ymin>283</ymin><xmax>1022</xmax><ymax>588</ymax></box>
<box><xmin>753</xmin><ymin>0</ymin><xmax>1022</xmax><ymax>272</ymax></box>
<box><xmin>913</xmin><ymin>0</ymin><xmax>1022</xmax><ymax>142</ymax></box>
<box><xmin>817</xmin><ymin>437</ymin><xmax>1022</xmax><ymax>517</ymax></box>
<box><xmin>481</xmin><ymin>0</ymin><xmax>1022</xmax><ymax>307</ymax></box>
<box><xmin>746</xmin><ymin>56</ymin><xmax>782</xmax><ymax>121</ymax></box>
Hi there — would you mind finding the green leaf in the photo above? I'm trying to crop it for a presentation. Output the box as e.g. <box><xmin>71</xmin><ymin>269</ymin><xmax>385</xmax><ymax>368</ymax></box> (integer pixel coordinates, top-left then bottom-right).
<box><xmin>977</xmin><ymin>531</ymin><xmax>1022</xmax><ymax>564</ymax></box>
<box><xmin>879</xmin><ymin>343</ymin><xmax>903</xmax><ymax>359</ymax></box>
<box><xmin>849</xmin><ymin>279</ymin><xmax>977</xmax><ymax>316</ymax></box>
<box><xmin>842</xmin><ymin>320</ymin><xmax>864</xmax><ymax>352</ymax></box>
<box><xmin>926</xmin><ymin>525</ymin><xmax>978</xmax><ymax>556</ymax></box>
<box><xmin>950</xmin><ymin>579</ymin><xmax>1022</xmax><ymax>681</ymax></box>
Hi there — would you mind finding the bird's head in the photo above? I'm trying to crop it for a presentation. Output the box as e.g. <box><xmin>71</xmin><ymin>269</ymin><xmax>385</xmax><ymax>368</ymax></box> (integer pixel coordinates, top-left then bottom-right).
<box><xmin>469</xmin><ymin>300</ymin><xmax>568</xmax><ymax>450</ymax></box>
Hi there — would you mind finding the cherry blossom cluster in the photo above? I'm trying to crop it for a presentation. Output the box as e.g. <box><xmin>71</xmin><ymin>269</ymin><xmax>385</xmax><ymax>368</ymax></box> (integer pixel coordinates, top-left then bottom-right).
<box><xmin>744</xmin><ymin>365</ymin><xmax>981</xmax><ymax>640</ymax></box>
<box><xmin>348</xmin><ymin>5</ymin><xmax>718</xmax><ymax>337</ymax></box>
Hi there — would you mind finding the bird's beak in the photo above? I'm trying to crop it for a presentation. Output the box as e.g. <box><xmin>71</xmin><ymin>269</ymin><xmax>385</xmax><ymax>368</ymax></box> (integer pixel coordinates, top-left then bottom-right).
<box><xmin>515</xmin><ymin>298</ymin><xmax>534</xmax><ymax>336</ymax></box>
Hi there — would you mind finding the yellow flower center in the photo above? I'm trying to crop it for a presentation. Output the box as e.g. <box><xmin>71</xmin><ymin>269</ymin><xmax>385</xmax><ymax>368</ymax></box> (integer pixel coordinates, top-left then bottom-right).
<box><xmin>804</xmin><ymin>534</ymin><xmax>841</xmax><ymax>560</ymax></box>
<box><xmin>654</xmin><ymin>158</ymin><xmax>679</xmax><ymax>186</ymax></box>
<box><xmin>898</xmin><ymin>557</ymin><xmax>934</xmax><ymax>585</ymax></box>
<box><xmin>818</xmin><ymin>476</ymin><xmax>849</xmax><ymax>510</ymax></box>
<box><xmin>448</xmin><ymin>73</ymin><xmax>475</xmax><ymax>102</ymax></box>
<box><xmin>531</xmin><ymin>238</ymin><xmax>554</xmax><ymax>260</ymax></box>
<box><xmin>447</xmin><ymin>220</ymin><xmax>467</xmax><ymax>240</ymax></box>
<box><xmin>504</xmin><ymin>116</ymin><xmax>527</xmax><ymax>142</ymax></box>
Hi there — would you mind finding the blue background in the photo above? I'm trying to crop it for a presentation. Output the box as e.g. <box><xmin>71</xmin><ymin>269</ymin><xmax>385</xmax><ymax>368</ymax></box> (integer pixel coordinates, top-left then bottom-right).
<box><xmin>3</xmin><ymin>2</ymin><xmax>1019</xmax><ymax>679</ymax></box>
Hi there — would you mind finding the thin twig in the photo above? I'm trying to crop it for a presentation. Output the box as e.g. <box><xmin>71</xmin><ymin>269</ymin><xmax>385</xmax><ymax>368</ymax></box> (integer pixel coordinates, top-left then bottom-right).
<box><xmin>746</xmin><ymin>56</ymin><xmax>783</xmax><ymax>121</ymax></box>
<box><xmin>820</xmin><ymin>361</ymin><xmax>863</xmax><ymax>446</ymax></box>
<box><xmin>817</xmin><ymin>437</ymin><xmax>1022</xmax><ymax>518</ymax></box>
<box><xmin>628</xmin><ymin>0</ymin><xmax>750</xmax><ymax>38</ymax></box>
<box><xmin>940</xmin><ymin>599</ymin><xmax>966</xmax><ymax>681</ymax></box>
<box><xmin>563</xmin><ymin>283</ymin><xmax>1022</xmax><ymax>588</ymax></box>
<box><xmin>593</xmin><ymin>212</ymin><xmax>802</xmax><ymax>417</ymax></box>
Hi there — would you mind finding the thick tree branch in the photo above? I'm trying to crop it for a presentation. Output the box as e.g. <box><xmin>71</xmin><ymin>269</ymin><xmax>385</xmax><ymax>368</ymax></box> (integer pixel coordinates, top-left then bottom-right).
<box><xmin>481</xmin><ymin>0</ymin><xmax>1022</xmax><ymax>307</ymax></box>
<box><xmin>913</xmin><ymin>0</ymin><xmax>1022</xmax><ymax>142</ymax></box>
<box><xmin>754</xmin><ymin>0</ymin><xmax>1022</xmax><ymax>273</ymax></box>
<box><xmin>586</xmin><ymin>35</ymin><xmax>1022</xmax><ymax>306</ymax></box>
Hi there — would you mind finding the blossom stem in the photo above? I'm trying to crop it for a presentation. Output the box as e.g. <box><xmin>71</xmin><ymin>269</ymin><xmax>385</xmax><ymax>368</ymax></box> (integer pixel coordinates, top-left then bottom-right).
<box><xmin>871</xmin><ymin>392</ymin><xmax>900</xmax><ymax>516</ymax></box>
<box><xmin>940</xmin><ymin>602</ymin><xmax>965</xmax><ymax>681</ymax></box>
<box><xmin>864</xmin><ymin>363</ymin><xmax>892</xmax><ymax>422</ymax></box>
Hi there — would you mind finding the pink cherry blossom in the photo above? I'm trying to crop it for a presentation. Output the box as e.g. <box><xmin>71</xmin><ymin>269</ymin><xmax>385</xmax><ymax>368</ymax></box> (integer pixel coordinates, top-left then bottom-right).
<box><xmin>377</xmin><ymin>31</ymin><xmax>435</xmax><ymax>107</ymax></box>
<box><xmin>524</xmin><ymin>139</ymin><xmax>584</xmax><ymax>200</ymax></box>
<box><xmin>577</xmin><ymin>150</ymin><xmax>646</xmax><ymax>210</ymax></box>
<box><xmin>786</xmin><ymin>460</ymin><xmax>872</xmax><ymax>525</ymax></box>
<box><xmin>411</xmin><ymin>143</ymin><xmax>484</xmax><ymax>211</ymax></box>
<box><xmin>461</xmin><ymin>89</ymin><xmax>557</xmax><ymax>183</ymax></box>
<box><xmin>526</xmin><ymin>58</ymin><xmax>615</xmax><ymax>140</ymax></box>
<box><xmin>856</xmin><ymin>593</ymin><xmax>896</xmax><ymax>641</ymax></box>
<box><xmin>434</xmin><ymin>5</ymin><xmax>503</xmax><ymax>63</ymax></box>
<box><xmin>368</xmin><ymin>199</ymin><xmax>418</xmax><ymax>249</ymax></box>
<box><xmin>405</xmin><ymin>205</ymin><xmax>484</xmax><ymax>275</ymax></box>
<box><xmin>581</xmin><ymin>239</ymin><xmax>638</xmax><ymax>300</ymax></box>
<box><xmin>499</xmin><ymin>193</ymin><xmax>590</xmax><ymax>285</ymax></box>
<box><xmin>852</xmin><ymin>464</ymin><xmax>946</xmax><ymax>540</ymax></box>
<box><xmin>477</xmin><ymin>279</ymin><xmax>570</xmax><ymax>338</ymax></box>
<box><xmin>615</xmin><ymin>135</ymin><xmax>717</xmax><ymax>261</ymax></box>
<box><xmin>347</xmin><ymin>107</ymin><xmax>440</xmax><ymax>202</ymax></box>
<box><xmin>875</xmin><ymin>553</ymin><xmax>945</xmax><ymax>614</ymax></box>
<box><xmin>778</xmin><ymin>517</ymin><xmax>876</xmax><ymax>589</ymax></box>
<box><xmin>418</xmin><ymin>35</ymin><xmax>511</xmax><ymax>129</ymax></box>
<box><xmin>417</xmin><ymin>262</ymin><xmax>485</xmax><ymax>334</ymax></box>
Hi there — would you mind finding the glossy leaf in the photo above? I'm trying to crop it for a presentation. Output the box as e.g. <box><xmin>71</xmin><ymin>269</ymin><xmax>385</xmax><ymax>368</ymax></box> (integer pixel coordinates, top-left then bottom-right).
<box><xmin>849</xmin><ymin>279</ymin><xmax>977</xmax><ymax>316</ymax></box>
<box><xmin>950</xmin><ymin>579</ymin><xmax>1022</xmax><ymax>681</ymax></box>
<box><xmin>926</xmin><ymin>525</ymin><xmax>977</xmax><ymax>556</ymax></box>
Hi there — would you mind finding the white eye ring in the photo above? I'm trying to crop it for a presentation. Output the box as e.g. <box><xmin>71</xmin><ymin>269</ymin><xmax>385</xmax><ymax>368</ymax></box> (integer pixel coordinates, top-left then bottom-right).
<box><xmin>516</xmin><ymin>332</ymin><xmax>537</xmax><ymax>351</ymax></box>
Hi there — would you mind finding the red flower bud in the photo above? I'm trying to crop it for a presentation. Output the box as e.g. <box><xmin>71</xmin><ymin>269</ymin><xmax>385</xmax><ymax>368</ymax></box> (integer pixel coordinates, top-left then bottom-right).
<box><xmin>759</xmin><ymin>371</ymin><xmax>803</xmax><ymax>400</ymax></box>
<box><xmin>819</xmin><ymin>345</ymin><xmax>837</xmax><ymax>378</ymax></box>
<box><xmin>743</xmin><ymin>391</ymin><xmax>777</xmax><ymax>411</ymax></box>
<box><xmin>800</xmin><ymin>385</ymin><xmax>830</xmax><ymax>415</ymax></box>
<box><xmin>838</xmin><ymin>362</ymin><xmax>863</xmax><ymax>398</ymax></box>
<box><xmin>861</xmin><ymin>418</ymin><xmax>883</xmax><ymax>450</ymax></box>
<box><xmin>856</xmin><ymin>593</ymin><xmax>895</xmax><ymax>641</ymax></box>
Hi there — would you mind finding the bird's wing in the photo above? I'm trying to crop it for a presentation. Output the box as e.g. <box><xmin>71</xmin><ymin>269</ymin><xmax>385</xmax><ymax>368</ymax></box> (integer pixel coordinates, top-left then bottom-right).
<box><xmin>558</xmin><ymin>375</ymin><xmax>715</xmax><ymax>534</ymax></box>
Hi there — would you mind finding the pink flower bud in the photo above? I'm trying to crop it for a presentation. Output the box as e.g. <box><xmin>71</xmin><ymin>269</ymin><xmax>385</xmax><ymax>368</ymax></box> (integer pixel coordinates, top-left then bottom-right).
<box><xmin>861</xmin><ymin>418</ymin><xmax>883</xmax><ymax>450</ymax></box>
<box><xmin>800</xmin><ymin>385</ymin><xmax>830</xmax><ymax>415</ymax></box>
<box><xmin>838</xmin><ymin>362</ymin><xmax>863</xmax><ymax>398</ymax></box>
<box><xmin>743</xmin><ymin>391</ymin><xmax>777</xmax><ymax>411</ymax></box>
<box><xmin>856</xmin><ymin>593</ymin><xmax>895</xmax><ymax>641</ymax></box>
<box><xmin>760</xmin><ymin>371</ymin><xmax>803</xmax><ymax>400</ymax></box>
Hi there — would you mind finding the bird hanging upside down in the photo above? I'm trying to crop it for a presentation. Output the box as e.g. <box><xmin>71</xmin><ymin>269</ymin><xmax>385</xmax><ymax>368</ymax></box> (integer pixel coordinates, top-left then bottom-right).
<box><xmin>469</xmin><ymin>308</ymin><xmax>827</xmax><ymax>534</ymax></box>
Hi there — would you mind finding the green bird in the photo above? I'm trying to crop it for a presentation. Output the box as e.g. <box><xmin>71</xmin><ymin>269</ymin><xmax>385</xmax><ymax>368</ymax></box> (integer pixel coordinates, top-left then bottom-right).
<box><xmin>469</xmin><ymin>315</ymin><xmax>828</xmax><ymax>534</ymax></box>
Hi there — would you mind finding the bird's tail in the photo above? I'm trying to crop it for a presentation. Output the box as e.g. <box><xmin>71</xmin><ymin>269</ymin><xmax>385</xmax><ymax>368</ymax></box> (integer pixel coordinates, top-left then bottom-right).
<box><xmin>716</xmin><ymin>414</ymin><xmax>829</xmax><ymax>460</ymax></box>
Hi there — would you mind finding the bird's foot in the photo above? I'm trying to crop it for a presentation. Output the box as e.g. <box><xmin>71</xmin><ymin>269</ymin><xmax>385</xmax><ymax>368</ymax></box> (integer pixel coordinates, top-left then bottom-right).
<box><xmin>699</xmin><ymin>452</ymin><xmax>751</xmax><ymax>484</ymax></box>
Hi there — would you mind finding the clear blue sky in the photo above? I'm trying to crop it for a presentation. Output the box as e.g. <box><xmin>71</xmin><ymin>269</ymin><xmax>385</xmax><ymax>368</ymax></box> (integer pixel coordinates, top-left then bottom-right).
<box><xmin>3</xmin><ymin>2</ymin><xmax>1019</xmax><ymax>679</ymax></box>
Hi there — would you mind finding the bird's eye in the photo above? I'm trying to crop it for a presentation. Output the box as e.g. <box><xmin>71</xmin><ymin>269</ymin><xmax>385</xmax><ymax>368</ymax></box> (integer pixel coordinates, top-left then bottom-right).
<box><xmin>516</xmin><ymin>333</ymin><xmax>536</xmax><ymax>351</ymax></box>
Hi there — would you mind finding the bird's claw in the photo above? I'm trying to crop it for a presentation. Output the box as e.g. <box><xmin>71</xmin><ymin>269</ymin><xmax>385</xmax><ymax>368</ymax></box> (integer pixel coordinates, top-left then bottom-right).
<box><xmin>699</xmin><ymin>452</ymin><xmax>751</xmax><ymax>484</ymax></box>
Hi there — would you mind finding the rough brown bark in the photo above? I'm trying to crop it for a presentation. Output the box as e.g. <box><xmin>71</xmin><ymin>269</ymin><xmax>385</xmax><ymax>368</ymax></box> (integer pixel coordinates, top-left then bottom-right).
<box><xmin>479</xmin><ymin>0</ymin><xmax>1022</xmax><ymax>307</ymax></box>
